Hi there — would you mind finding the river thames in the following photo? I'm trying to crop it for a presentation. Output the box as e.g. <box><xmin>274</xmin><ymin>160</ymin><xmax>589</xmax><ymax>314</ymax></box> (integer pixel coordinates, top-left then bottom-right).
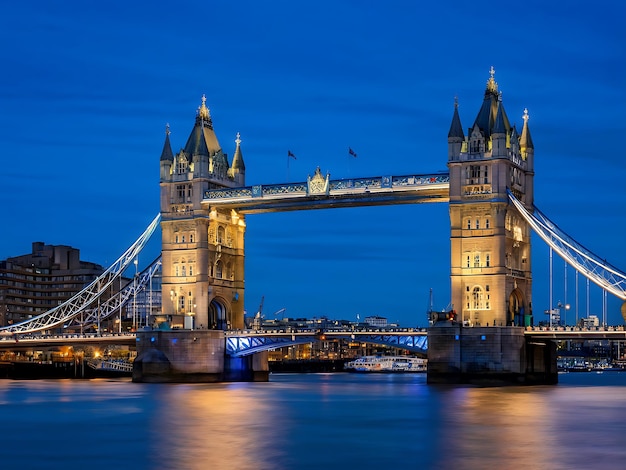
<box><xmin>1</xmin><ymin>372</ymin><xmax>625</xmax><ymax>469</ymax></box>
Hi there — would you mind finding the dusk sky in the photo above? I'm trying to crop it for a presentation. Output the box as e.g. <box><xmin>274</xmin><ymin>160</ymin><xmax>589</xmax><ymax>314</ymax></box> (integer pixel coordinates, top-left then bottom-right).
<box><xmin>1</xmin><ymin>1</ymin><xmax>624</xmax><ymax>326</ymax></box>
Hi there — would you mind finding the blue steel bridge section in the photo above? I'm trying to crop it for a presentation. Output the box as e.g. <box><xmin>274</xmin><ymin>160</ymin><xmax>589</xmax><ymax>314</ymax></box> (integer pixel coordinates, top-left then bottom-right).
<box><xmin>224</xmin><ymin>329</ymin><xmax>429</xmax><ymax>357</ymax></box>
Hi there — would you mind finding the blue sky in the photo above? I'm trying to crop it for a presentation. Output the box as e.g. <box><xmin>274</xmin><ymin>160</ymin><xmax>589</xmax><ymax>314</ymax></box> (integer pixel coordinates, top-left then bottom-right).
<box><xmin>1</xmin><ymin>1</ymin><xmax>624</xmax><ymax>326</ymax></box>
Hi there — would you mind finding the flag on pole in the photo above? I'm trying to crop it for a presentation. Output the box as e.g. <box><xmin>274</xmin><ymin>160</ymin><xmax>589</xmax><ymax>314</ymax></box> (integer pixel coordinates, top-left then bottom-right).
<box><xmin>288</xmin><ymin>150</ymin><xmax>296</xmax><ymax>159</ymax></box>
<box><xmin>348</xmin><ymin>147</ymin><xmax>357</xmax><ymax>158</ymax></box>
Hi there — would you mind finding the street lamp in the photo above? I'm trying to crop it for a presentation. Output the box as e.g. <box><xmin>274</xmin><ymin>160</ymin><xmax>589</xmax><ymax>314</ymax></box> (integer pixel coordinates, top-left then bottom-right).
<box><xmin>556</xmin><ymin>300</ymin><xmax>570</xmax><ymax>326</ymax></box>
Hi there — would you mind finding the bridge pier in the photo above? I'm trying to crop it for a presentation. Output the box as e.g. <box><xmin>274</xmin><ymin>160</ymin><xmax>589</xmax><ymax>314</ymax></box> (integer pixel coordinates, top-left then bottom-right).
<box><xmin>427</xmin><ymin>324</ymin><xmax>557</xmax><ymax>385</ymax></box>
<box><xmin>132</xmin><ymin>330</ymin><xmax>268</xmax><ymax>383</ymax></box>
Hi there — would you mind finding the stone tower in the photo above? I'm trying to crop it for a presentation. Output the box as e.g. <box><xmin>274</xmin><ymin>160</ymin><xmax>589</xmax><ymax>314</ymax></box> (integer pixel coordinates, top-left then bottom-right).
<box><xmin>447</xmin><ymin>68</ymin><xmax>534</xmax><ymax>327</ymax></box>
<box><xmin>159</xmin><ymin>96</ymin><xmax>246</xmax><ymax>330</ymax></box>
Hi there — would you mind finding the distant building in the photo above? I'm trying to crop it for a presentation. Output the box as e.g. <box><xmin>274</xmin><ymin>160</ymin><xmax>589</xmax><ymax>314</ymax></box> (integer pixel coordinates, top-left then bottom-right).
<box><xmin>0</xmin><ymin>242</ymin><xmax>104</xmax><ymax>327</ymax></box>
<box><xmin>581</xmin><ymin>315</ymin><xmax>600</xmax><ymax>328</ymax></box>
<box><xmin>364</xmin><ymin>315</ymin><xmax>388</xmax><ymax>328</ymax></box>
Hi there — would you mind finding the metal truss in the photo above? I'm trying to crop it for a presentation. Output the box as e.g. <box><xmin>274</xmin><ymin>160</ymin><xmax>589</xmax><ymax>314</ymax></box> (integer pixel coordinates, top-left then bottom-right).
<box><xmin>0</xmin><ymin>215</ymin><xmax>161</xmax><ymax>335</ymax></box>
<box><xmin>225</xmin><ymin>330</ymin><xmax>429</xmax><ymax>357</ymax></box>
<box><xmin>508</xmin><ymin>190</ymin><xmax>626</xmax><ymax>300</ymax></box>
<box><xmin>348</xmin><ymin>334</ymin><xmax>428</xmax><ymax>352</ymax></box>
<box><xmin>226</xmin><ymin>334</ymin><xmax>318</xmax><ymax>357</ymax></box>
<box><xmin>64</xmin><ymin>256</ymin><xmax>162</xmax><ymax>329</ymax></box>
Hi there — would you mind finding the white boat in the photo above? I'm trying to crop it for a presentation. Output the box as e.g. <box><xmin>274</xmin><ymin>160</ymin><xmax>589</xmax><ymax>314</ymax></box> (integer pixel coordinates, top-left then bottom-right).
<box><xmin>344</xmin><ymin>356</ymin><xmax>427</xmax><ymax>373</ymax></box>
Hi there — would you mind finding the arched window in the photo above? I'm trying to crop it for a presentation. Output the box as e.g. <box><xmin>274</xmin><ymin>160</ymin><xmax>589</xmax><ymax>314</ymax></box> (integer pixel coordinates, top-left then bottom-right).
<box><xmin>485</xmin><ymin>219</ymin><xmax>490</xmax><ymax>229</ymax></box>
<box><xmin>226</xmin><ymin>262</ymin><xmax>233</xmax><ymax>280</ymax></box>
<box><xmin>217</xmin><ymin>226</ymin><xmax>225</xmax><ymax>244</ymax></box>
<box><xmin>175</xmin><ymin>235</ymin><xmax>179</xmax><ymax>243</ymax></box>
<box><xmin>179</xmin><ymin>295</ymin><xmax>185</xmax><ymax>312</ymax></box>
<box><xmin>475</xmin><ymin>219</ymin><xmax>480</xmax><ymax>229</ymax></box>
<box><xmin>190</xmin><ymin>234</ymin><xmax>194</xmax><ymax>243</ymax></box>
<box><xmin>215</xmin><ymin>260</ymin><xmax>223</xmax><ymax>279</ymax></box>
<box><xmin>181</xmin><ymin>265</ymin><xmax>186</xmax><ymax>277</ymax></box>
<box><xmin>182</xmin><ymin>235</ymin><xmax>185</xmax><ymax>243</ymax></box>
<box><xmin>474</xmin><ymin>254</ymin><xmax>480</xmax><ymax>268</ymax></box>
<box><xmin>472</xmin><ymin>287</ymin><xmax>484</xmax><ymax>310</ymax></box>
<box><xmin>467</xmin><ymin>219</ymin><xmax>471</xmax><ymax>230</ymax></box>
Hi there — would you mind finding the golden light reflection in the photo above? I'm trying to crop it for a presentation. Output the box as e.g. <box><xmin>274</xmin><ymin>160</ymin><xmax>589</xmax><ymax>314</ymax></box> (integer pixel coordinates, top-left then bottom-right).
<box><xmin>148</xmin><ymin>384</ymin><xmax>285</xmax><ymax>470</ymax></box>
<box><xmin>434</xmin><ymin>384</ymin><xmax>615</xmax><ymax>469</ymax></box>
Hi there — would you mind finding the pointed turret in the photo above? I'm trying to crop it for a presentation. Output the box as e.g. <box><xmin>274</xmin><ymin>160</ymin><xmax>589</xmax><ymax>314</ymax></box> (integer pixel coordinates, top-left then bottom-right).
<box><xmin>231</xmin><ymin>133</ymin><xmax>246</xmax><ymax>171</ymax></box>
<box><xmin>519</xmin><ymin>108</ymin><xmax>534</xmax><ymax>155</ymax></box>
<box><xmin>448</xmin><ymin>98</ymin><xmax>464</xmax><ymax>161</ymax></box>
<box><xmin>448</xmin><ymin>98</ymin><xmax>465</xmax><ymax>140</ymax></box>
<box><xmin>228</xmin><ymin>132</ymin><xmax>246</xmax><ymax>186</ymax></box>
<box><xmin>160</xmin><ymin>124</ymin><xmax>175</xmax><ymax>182</ymax></box>
<box><xmin>160</xmin><ymin>124</ymin><xmax>174</xmax><ymax>161</ymax></box>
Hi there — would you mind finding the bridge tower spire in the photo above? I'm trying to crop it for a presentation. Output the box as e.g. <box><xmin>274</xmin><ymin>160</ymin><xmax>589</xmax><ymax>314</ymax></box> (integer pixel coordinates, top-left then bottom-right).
<box><xmin>447</xmin><ymin>67</ymin><xmax>534</xmax><ymax>327</ymax></box>
<box><xmin>159</xmin><ymin>96</ymin><xmax>246</xmax><ymax>331</ymax></box>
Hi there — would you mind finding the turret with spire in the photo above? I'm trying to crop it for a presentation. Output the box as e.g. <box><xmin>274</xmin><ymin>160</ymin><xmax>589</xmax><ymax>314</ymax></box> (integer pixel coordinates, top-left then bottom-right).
<box><xmin>159</xmin><ymin>124</ymin><xmax>174</xmax><ymax>182</ymax></box>
<box><xmin>447</xmin><ymin>67</ymin><xmax>534</xmax><ymax>329</ymax></box>
<box><xmin>159</xmin><ymin>96</ymin><xmax>248</xmax><ymax>332</ymax></box>
<box><xmin>228</xmin><ymin>132</ymin><xmax>246</xmax><ymax>186</ymax></box>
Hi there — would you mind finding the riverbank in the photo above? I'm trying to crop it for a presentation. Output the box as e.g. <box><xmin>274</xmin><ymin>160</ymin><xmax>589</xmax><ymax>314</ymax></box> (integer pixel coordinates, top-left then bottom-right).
<box><xmin>0</xmin><ymin>361</ymin><xmax>132</xmax><ymax>379</ymax></box>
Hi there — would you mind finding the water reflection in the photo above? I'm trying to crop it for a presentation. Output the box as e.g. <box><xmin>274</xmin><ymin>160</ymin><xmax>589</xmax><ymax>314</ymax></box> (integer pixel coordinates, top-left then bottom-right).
<box><xmin>0</xmin><ymin>373</ymin><xmax>625</xmax><ymax>470</ymax></box>
<box><xmin>148</xmin><ymin>383</ymin><xmax>289</xmax><ymax>470</ymax></box>
<box><xmin>434</xmin><ymin>380</ymin><xmax>626</xmax><ymax>470</ymax></box>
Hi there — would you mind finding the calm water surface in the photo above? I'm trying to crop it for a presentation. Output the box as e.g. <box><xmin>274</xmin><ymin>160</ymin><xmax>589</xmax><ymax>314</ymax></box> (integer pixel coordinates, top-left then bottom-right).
<box><xmin>1</xmin><ymin>372</ymin><xmax>625</xmax><ymax>470</ymax></box>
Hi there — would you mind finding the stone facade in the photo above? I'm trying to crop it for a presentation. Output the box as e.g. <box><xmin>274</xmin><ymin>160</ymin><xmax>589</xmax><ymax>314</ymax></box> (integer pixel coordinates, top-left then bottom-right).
<box><xmin>447</xmin><ymin>68</ymin><xmax>534</xmax><ymax>328</ymax></box>
<box><xmin>159</xmin><ymin>97</ymin><xmax>246</xmax><ymax>332</ymax></box>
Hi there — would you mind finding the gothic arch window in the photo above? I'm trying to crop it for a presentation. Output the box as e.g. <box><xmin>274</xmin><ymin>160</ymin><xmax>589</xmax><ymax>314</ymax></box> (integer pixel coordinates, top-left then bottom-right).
<box><xmin>226</xmin><ymin>262</ymin><xmax>233</xmax><ymax>280</ymax></box>
<box><xmin>485</xmin><ymin>218</ymin><xmax>490</xmax><ymax>229</ymax></box>
<box><xmin>190</xmin><ymin>233</ymin><xmax>194</xmax><ymax>243</ymax></box>
<box><xmin>175</xmin><ymin>235</ymin><xmax>179</xmax><ymax>243</ymax></box>
<box><xmin>472</xmin><ymin>286</ymin><xmax>484</xmax><ymax>310</ymax></box>
<box><xmin>475</xmin><ymin>219</ymin><xmax>480</xmax><ymax>229</ymax></box>
<box><xmin>179</xmin><ymin>295</ymin><xmax>185</xmax><ymax>312</ymax></box>
<box><xmin>215</xmin><ymin>260</ymin><xmax>223</xmax><ymax>279</ymax></box>
<box><xmin>182</xmin><ymin>235</ymin><xmax>185</xmax><ymax>243</ymax></box>
<box><xmin>467</xmin><ymin>219</ymin><xmax>471</xmax><ymax>230</ymax></box>
<box><xmin>217</xmin><ymin>226</ymin><xmax>225</xmax><ymax>245</ymax></box>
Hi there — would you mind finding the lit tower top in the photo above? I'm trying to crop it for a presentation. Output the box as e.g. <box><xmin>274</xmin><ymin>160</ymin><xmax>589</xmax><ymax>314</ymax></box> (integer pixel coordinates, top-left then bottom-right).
<box><xmin>472</xmin><ymin>66</ymin><xmax>511</xmax><ymax>140</ymax></box>
<box><xmin>183</xmin><ymin>95</ymin><xmax>222</xmax><ymax>158</ymax></box>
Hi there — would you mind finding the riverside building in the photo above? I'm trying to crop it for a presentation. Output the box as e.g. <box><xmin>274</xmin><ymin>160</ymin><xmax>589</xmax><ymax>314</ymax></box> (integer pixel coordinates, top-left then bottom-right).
<box><xmin>0</xmin><ymin>242</ymin><xmax>104</xmax><ymax>327</ymax></box>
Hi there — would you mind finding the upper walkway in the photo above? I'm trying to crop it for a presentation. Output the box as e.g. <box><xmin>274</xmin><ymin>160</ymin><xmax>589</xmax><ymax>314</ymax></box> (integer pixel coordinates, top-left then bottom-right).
<box><xmin>202</xmin><ymin>171</ymin><xmax>450</xmax><ymax>213</ymax></box>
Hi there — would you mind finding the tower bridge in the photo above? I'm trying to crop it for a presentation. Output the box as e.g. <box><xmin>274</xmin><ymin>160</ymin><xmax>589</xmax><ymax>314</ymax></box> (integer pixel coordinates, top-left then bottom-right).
<box><xmin>2</xmin><ymin>69</ymin><xmax>625</xmax><ymax>384</ymax></box>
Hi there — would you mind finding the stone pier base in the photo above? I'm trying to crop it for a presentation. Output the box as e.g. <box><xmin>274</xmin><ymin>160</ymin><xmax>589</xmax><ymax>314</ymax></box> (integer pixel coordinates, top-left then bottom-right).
<box><xmin>132</xmin><ymin>330</ymin><xmax>269</xmax><ymax>383</ymax></box>
<box><xmin>427</xmin><ymin>324</ymin><xmax>557</xmax><ymax>385</ymax></box>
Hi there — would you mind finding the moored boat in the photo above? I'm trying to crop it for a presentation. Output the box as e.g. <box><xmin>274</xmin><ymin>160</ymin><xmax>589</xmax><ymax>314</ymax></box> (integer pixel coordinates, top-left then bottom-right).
<box><xmin>344</xmin><ymin>355</ymin><xmax>427</xmax><ymax>373</ymax></box>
